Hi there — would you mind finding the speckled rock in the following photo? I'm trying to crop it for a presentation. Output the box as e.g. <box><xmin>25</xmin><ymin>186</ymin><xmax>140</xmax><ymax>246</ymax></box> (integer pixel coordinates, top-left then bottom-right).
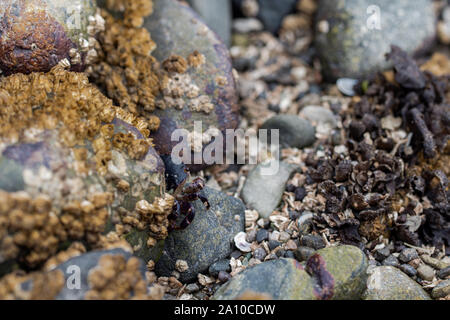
<box><xmin>299</xmin><ymin>106</ymin><xmax>337</xmax><ymax>129</ymax></box>
<box><xmin>431</xmin><ymin>280</ymin><xmax>450</xmax><ymax>299</ymax></box>
<box><xmin>241</xmin><ymin>160</ymin><xmax>299</xmax><ymax>218</ymax></box>
<box><xmin>0</xmin><ymin>0</ymin><xmax>100</xmax><ymax>75</ymax></box>
<box><xmin>145</xmin><ymin>0</ymin><xmax>239</xmax><ymax>169</ymax></box>
<box><xmin>260</xmin><ymin>115</ymin><xmax>316</xmax><ymax>149</ymax></box>
<box><xmin>214</xmin><ymin>245</ymin><xmax>368</xmax><ymax>300</ymax></box>
<box><xmin>364</xmin><ymin>266</ymin><xmax>431</xmax><ymax>300</ymax></box>
<box><xmin>155</xmin><ymin>187</ymin><xmax>245</xmax><ymax>282</ymax></box>
<box><xmin>315</xmin><ymin>0</ymin><xmax>436</xmax><ymax>80</ymax></box>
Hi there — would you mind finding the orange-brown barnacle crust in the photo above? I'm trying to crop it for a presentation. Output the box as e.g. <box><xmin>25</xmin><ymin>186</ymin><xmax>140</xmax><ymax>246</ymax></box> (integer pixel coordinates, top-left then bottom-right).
<box><xmin>0</xmin><ymin>3</ymin><xmax>74</xmax><ymax>76</ymax></box>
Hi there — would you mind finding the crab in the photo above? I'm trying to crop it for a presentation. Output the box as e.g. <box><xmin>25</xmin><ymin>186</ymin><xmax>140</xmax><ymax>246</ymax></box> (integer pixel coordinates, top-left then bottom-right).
<box><xmin>162</xmin><ymin>155</ymin><xmax>210</xmax><ymax>230</ymax></box>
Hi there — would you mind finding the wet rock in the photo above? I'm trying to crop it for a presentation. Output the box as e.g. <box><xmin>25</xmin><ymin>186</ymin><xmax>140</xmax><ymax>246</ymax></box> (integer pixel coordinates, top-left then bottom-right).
<box><xmin>315</xmin><ymin>0</ymin><xmax>436</xmax><ymax>80</ymax></box>
<box><xmin>253</xmin><ymin>248</ymin><xmax>267</xmax><ymax>261</ymax></box>
<box><xmin>374</xmin><ymin>247</ymin><xmax>391</xmax><ymax>261</ymax></box>
<box><xmin>400</xmin><ymin>264</ymin><xmax>417</xmax><ymax>278</ymax></box>
<box><xmin>256</xmin><ymin>229</ymin><xmax>269</xmax><ymax>243</ymax></box>
<box><xmin>260</xmin><ymin>115</ymin><xmax>316</xmax><ymax>149</ymax></box>
<box><xmin>257</xmin><ymin>0</ymin><xmax>298</xmax><ymax>34</ymax></box>
<box><xmin>241</xmin><ymin>160</ymin><xmax>298</xmax><ymax>218</ymax></box>
<box><xmin>214</xmin><ymin>245</ymin><xmax>368</xmax><ymax>300</ymax></box>
<box><xmin>209</xmin><ymin>259</ymin><xmax>231</xmax><ymax>277</ymax></box>
<box><xmin>417</xmin><ymin>264</ymin><xmax>435</xmax><ymax>281</ymax></box>
<box><xmin>431</xmin><ymin>280</ymin><xmax>450</xmax><ymax>299</ymax></box>
<box><xmin>268</xmin><ymin>240</ymin><xmax>281</xmax><ymax>251</ymax></box>
<box><xmin>438</xmin><ymin>267</ymin><xmax>450</xmax><ymax>279</ymax></box>
<box><xmin>421</xmin><ymin>255</ymin><xmax>450</xmax><ymax>270</ymax></box>
<box><xmin>294</xmin><ymin>246</ymin><xmax>316</xmax><ymax>262</ymax></box>
<box><xmin>364</xmin><ymin>266</ymin><xmax>431</xmax><ymax>300</ymax></box>
<box><xmin>155</xmin><ymin>187</ymin><xmax>245</xmax><ymax>282</ymax></box>
<box><xmin>398</xmin><ymin>248</ymin><xmax>419</xmax><ymax>263</ymax></box>
<box><xmin>382</xmin><ymin>255</ymin><xmax>400</xmax><ymax>268</ymax></box>
<box><xmin>144</xmin><ymin>0</ymin><xmax>239</xmax><ymax>169</ymax></box>
<box><xmin>0</xmin><ymin>0</ymin><xmax>100</xmax><ymax>75</ymax></box>
<box><xmin>187</xmin><ymin>0</ymin><xmax>232</xmax><ymax>46</ymax></box>
<box><xmin>299</xmin><ymin>234</ymin><xmax>326</xmax><ymax>250</ymax></box>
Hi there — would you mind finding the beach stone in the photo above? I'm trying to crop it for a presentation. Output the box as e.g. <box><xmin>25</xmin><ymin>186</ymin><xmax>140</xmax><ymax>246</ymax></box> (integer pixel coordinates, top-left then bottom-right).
<box><xmin>382</xmin><ymin>255</ymin><xmax>400</xmax><ymax>268</ymax></box>
<box><xmin>438</xmin><ymin>267</ymin><xmax>450</xmax><ymax>279</ymax></box>
<box><xmin>144</xmin><ymin>0</ymin><xmax>239</xmax><ymax>169</ymax></box>
<box><xmin>374</xmin><ymin>247</ymin><xmax>391</xmax><ymax>261</ymax></box>
<box><xmin>398</xmin><ymin>248</ymin><xmax>419</xmax><ymax>263</ymax></box>
<box><xmin>241</xmin><ymin>160</ymin><xmax>298</xmax><ymax>218</ymax></box>
<box><xmin>315</xmin><ymin>0</ymin><xmax>436</xmax><ymax>80</ymax></box>
<box><xmin>257</xmin><ymin>0</ymin><xmax>298</xmax><ymax>34</ymax></box>
<box><xmin>214</xmin><ymin>245</ymin><xmax>368</xmax><ymax>300</ymax></box>
<box><xmin>260</xmin><ymin>115</ymin><xmax>316</xmax><ymax>149</ymax></box>
<box><xmin>253</xmin><ymin>248</ymin><xmax>267</xmax><ymax>261</ymax></box>
<box><xmin>364</xmin><ymin>266</ymin><xmax>431</xmax><ymax>300</ymax></box>
<box><xmin>299</xmin><ymin>234</ymin><xmax>326</xmax><ymax>250</ymax></box>
<box><xmin>256</xmin><ymin>229</ymin><xmax>269</xmax><ymax>243</ymax></box>
<box><xmin>431</xmin><ymin>280</ymin><xmax>450</xmax><ymax>299</ymax></box>
<box><xmin>155</xmin><ymin>187</ymin><xmax>245</xmax><ymax>282</ymax></box>
<box><xmin>417</xmin><ymin>264</ymin><xmax>435</xmax><ymax>281</ymax></box>
<box><xmin>233</xmin><ymin>18</ymin><xmax>264</xmax><ymax>33</ymax></box>
<box><xmin>187</xmin><ymin>0</ymin><xmax>232</xmax><ymax>46</ymax></box>
<box><xmin>294</xmin><ymin>246</ymin><xmax>316</xmax><ymax>262</ymax></box>
<box><xmin>400</xmin><ymin>264</ymin><xmax>417</xmax><ymax>277</ymax></box>
<box><xmin>299</xmin><ymin>106</ymin><xmax>337</xmax><ymax>129</ymax></box>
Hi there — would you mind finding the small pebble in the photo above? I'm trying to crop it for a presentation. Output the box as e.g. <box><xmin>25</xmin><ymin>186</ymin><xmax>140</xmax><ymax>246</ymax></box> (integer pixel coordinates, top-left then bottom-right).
<box><xmin>398</xmin><ymin>248</ymin><xmax>419</xmax><ymax>263</ymax></box>
<box><xmin>417</xmin><ymin>264</ymin><xmax>435</xmax><ymax>281</ymax></box>
<box><xmin>246</xmin><ymin>229</ymin><xmax>257</xmax><ymax>243</ymax></box>
<box><xmin>218</xmin><ymin>271</ymin><xmax>232</xmax><ymax>283</ymax></box>
<box><xmin>185</xmin><ymin>283</ymin><xmax>200</xmax><ymax>293</ymax></box>
<box><xmin>294</xmin><ymin>246</ymin><xmax>315</xmax><ymax>262</ymax></box>
<box><xmin>275</xmin><ymin>249</ymin><xmax>285</xmax><ymax>257</ymax></box>
<box><xmin>284</xmin><ymin>251</ymin><xmax>295</xmax><ymax>259</ymax></box>
<box><xmin>253</xmin><ymin>247</ymin><xmax>267</xmax><ymax>261</ymax></box>
<box><xmin>294</xmin><ymin>187</ymin><xmax>307</xmax><ymax>201</ymax></box>
<box><xmin>400</xmin><ymin>264</ymin><xmax>418</xmax><ymax>277</ymax></box>
<box><xmin>421</xmin><ymin>255</ymin><xmax>449</xmax><ymax>270</ymax></box>
<box><xmin>256</xmin><ymin>229</ymin><xmax>269</xmax><ymax>243</ymax></box>
<box><xmin>382</xmin><ymin>255</ymin><xmax>400</xmax><ymax>268</ymax></box>
<box><xmin>230</xmin><ymin>250</ymin><xmax>242</xmax><ymax>259</ymax></box>
<box><xmin>336</xmin><ymin>78</ymin><xmax>359</xmax><ymax>96</ymax></box>
<box><xmin>437</xmin><ymin>266</ymin><xmax>450</xmax><ymax>279</ymax></box>
<box><xmin>268</xmin><ymin>240</ymin><xmax>281</xmax><ymax>251</ymax></box>
<box><xmin>208</xmin><ymin>259</ymin><xmax>231</xmax><ymax>277</ymax></box>
<box><xmin>279</xmin><ymin>231</ymin><xmax>290</xmax><ymax>243</ymax></box>
<box><xmin>269</xmin><ymin>231</ymin><xmax>280</xmax><ymax>241</ymax></box>
<box><xmin>374</xmin><ymin>247</ymin><xmax>391</xmax><ymax>261</ymax></box>
<box><xmin>299</xmin><ymin>234</ymin><xmax>325</xmax><ymax>250</ymax></box>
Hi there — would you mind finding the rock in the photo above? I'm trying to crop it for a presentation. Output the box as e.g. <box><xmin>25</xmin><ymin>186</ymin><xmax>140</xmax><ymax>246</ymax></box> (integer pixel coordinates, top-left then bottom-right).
<box><xmin>364</xmin><ymin>266</ymin><xmax>431</xmax><ymax>300</ymax></box>
<box><xmin>431</xmin><ymin>280</ymin><xmax>450</xmax><ymax>299</ymax></box>
<box><xmin>374</xmin><ymin>247</ymin><xmax>391</xmax><ymax>261</ymax></box>
<box><xmin>185</xmin><ymin>283</ymin><xmax>200</xmax><ymax>293</ymax></box>
<box><xmin>256</xmin><ymin>229</ymin><xmax>269</xmax><ymax>243</ymax></box>
<box><xmin>268</xmin><ymin>240</ymin><xmax>281</xmax><ymax>251</ymax></box>
<box><xmin>260</xmin><ymin>115</ymin><xmax>316</xmax><ymax>149</ymax></box>
<box><xmin>417</xmin><ymin>265</ymin><xmax>435</xmax><ymax>281</ymax></box>
<box><xmin>209</xmin><ymin>259</ymin><xmax>231</xmax><ymax>277</ymax></box>
<box><xmin>382</xmin><ymin>255</ymin><xmax>400</xmax><ymax>268</ymax></box>
<box><xmin>438</xmin><ymin>6</ymin><xmax>450</xmax><ymax>45</ymax></box>
<box><xmin>155</xmin><ymin>187</ymin><xmax>245</xmax><ymax>282</ymax></box>
<box><xmin>294</xmin><ymin>246</ymin><xmax>316</xmax><ymax>262</ymax></box>
<box><xmin>438</xmin><ymin>267</ymin><xmax>450</xmax><ymax>279</ymax></box>
<box><xmin>299</xmin><ymin>235</ymin><xmax>326</xmax><ymax>250</ymax></box>
<box><xmin>253</xmin><ymin>248</ymin><xmax>267</xmax><ymax>261</ymax></box>
<box><xmin>143</xmin><ymin>0</ymin><xmax>239</xmax><ymax>169</ymax></box>
<box><xmin>218</xmin><ymin>271</ymin><xmax>232</xmax><ymax>282</ymax></box>
<box><xmin>315</xmin><ymin>0</ymin><xmax>436</xmax><ymax>80</ymax></box>
<box><xmin>400</xmin><ymin>264</ymin><xmax>417</xmax><ymax>277</ymax></box>
<box><xmin>0</xmin><ymin>0</ymin><xmax>100</xmax><ymax>75</ymax></box>
<box><xmin>241</xmin><ymin>160</ymin><xmax>298</xmax><ymax>218</ymax></box>
<box><xmin>336</xmin><ymin>78</ymin><xmax>359</xmax><ymax>96</ymax></box>
<box><xmin>398</xmin><ymin>248</ymin><xmax>419</xmax><ymax>263</ymax></box>
<box><xmin>233</xmin><ymin>18</ymin><xmax>264</xmax><ymax>33</ymax></box>
<box><xmin>421</xmin><ymin>255</ymin><xmax>450</xmax><ymax>270</ymax></box>
<box><xmin>299</xmin><ymin>106</ymin><xmax>337</xmax><ymax>129</ymax></box>
<box><xmin>257</xmin><ymin>0</ymin><xmax>298</xmax><ymax>34</ymax></box>
<box><xmin>213</xmin><ymin>245</ymin><xmax>368</xmax><ymax>300</ymax></box>
<box><xmin>186</xmin><ymin>0</ymin><xmax>232</xmax><ymax>46</ymax></box>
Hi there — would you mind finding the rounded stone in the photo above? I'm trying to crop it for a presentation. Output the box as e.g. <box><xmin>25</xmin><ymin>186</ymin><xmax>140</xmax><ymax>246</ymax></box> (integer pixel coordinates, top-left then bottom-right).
<box><xmin>417</xmin><ymin>264</ymin><xmax>435</xmax><ymax>281</ymax></box>
<box><xmin>260</xmin><ymin>115</ymin><xmax>316</xmax><ymax>149</ymax></box>
<box><xmin>0</xmin><ymin>0</ymin><xmax>100</xmax><ymax>75</ymax></box>
<box><xmin>315</xmin><ymin>0</ymin><xmax>436</xmax><ymax>80</ymax></box>
<box><xmin>431</xmin><ymin>280</ymin><xmax>450</xmax><ymax>299</ymax></box>
<box><xmin>214</xmin><ymin>245</ymin><xmax>368</xmax><ymax>300</ymax></box>
<box><xmin>364</xmin><ymin>266</ymin><xmax>431</xmax><ymax>300</ymax></box>
<box><xmin>241</xmin><ymin>160</ymin><xmax>298</xmax><ymax>218</ymax></box>
<box><xmin>209</xmin><ymin>259</ymin><xmax>231</xmax><ymax>277</ymax></box>
<box><xmin>155</xmin><ymin>187</ymin><xmax>245</xmax><ymax>282</ymax></box>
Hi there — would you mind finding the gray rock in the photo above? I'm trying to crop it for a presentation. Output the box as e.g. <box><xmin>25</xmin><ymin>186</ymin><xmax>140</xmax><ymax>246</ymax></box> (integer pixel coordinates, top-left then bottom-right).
<box><xmin>294</xmin><ymin>246</ymin><xmax>316</xmax><ymax>262</ymax></box>
<box><xmin>213</xmin><ymin>245</ymin><xmax>368</xmax><ymax>300</ymax></box>
<box><xmin>260</xmin><ymin>115</ymin><xmax>316</xmax><ymax>149</ymax></box>
<box><xmin>431</xmin><ymin>280</ymin><xmax>450</xmax><ymax>299</ymax></box>
<box><xmin>253</xmin><ymin>248</ymin><xmax>267</xmax><ymax>261</ymax></box>
<box><xmin>257</xmin><ymin>0</ymin><xmax>298</xmax><ymax>34</ymax></box>
<box><xmin>299</xmin><ymin>234</ymin><xmax>326</xmax><ymax>250</ymax></box>
<box><xmin>241</xmin><ymin>160</ymin><xmax>298</xmax><ymax>218</ymax></box>
<box><xmin>364</xmin><ymin>266</ymin><xmax>431</xmax><ymax>300</ymax></box>
<box><xmin>417</xmin><ymin>264</ymin><xmax>435</xmax><ymax>281</ymax></box>
<box><xmin>438</xmin><ymin>266</ymin><xmax>450</xmax><ymax>279</ymax></box>
<box><xmin>185</xmin><ymin>283</ymin><xmax>200</xmax><ymax>293</ymax></box>
<box><xmin>268</xmin><ymin>240</ymin><xmax>281</xmax><ymax>251</ymax></box>
<box><xmin>156</xmin><ymin>187</ymin><xmax>245</xmax><ymax>282</ymax></box>
<box><xmin>382</xmin><ymin>255</ymin><xmax>400</xmax><ymax>268</ymax></box>
<box><xmin>187</xmin><ymin>0</ymin><xmax>232</xmax><ymax>46</ymax></box>
<box><xmin>209</xmin><ymin>259</ymin><xmax>231</xmax><ymax>277</ymax></box>
<box><xmin>256</xmin><ymin>229</ymin><xmax>269</xmax><ymax>243</ymax></box>
<box><xmin>315</xmin><ymin>0</ymin><xmax>436</xmax><ymax>80</ymax></box>
<box><xmin>400</xmin><ymin>264</ymin><xmax>417</xmax><ymax>278</ymax></box>
<box><xmin>374</xmin><ymin>247</ymin><xmax>391</xmax><ymax>261</ymax></box>
<box><xmin>398</xmin><ymin>248</ymin><xmax>419</xmax><ymax>263</ymax></box>
<box><xmin>299</xmin><ymin>106</ymin><xmax>337</xmax><ymax>129</ymax></box>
